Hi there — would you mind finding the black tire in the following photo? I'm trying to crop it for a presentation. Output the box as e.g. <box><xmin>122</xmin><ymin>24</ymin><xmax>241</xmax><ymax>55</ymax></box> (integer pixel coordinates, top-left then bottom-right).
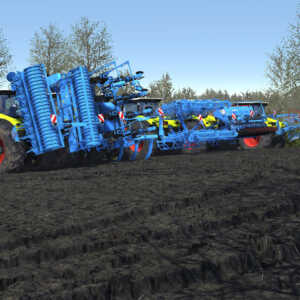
<box><xmin>269</xmin><ymin>134</ymin><xmax>286</xmax><ymax>148</ymax></box>
<box><xmin>0</xmin><ymin>119</ymin><xmax>25</xmax><ymax>173</ymax></box>
<box><xmin>239</xmin><ymin>134</ymin><xmax>279</xmax><ymax>150</ymax></box>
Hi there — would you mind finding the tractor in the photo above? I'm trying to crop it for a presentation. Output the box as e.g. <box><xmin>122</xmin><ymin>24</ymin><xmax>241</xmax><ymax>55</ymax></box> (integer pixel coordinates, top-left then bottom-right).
<box><xmin>0</xmin><ymin>90</ymin><xmax>26</xmax><ymax>172</ymax></box>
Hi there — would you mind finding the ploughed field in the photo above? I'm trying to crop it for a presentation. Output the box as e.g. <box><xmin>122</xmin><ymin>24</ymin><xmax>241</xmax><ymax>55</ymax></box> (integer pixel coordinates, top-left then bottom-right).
<box><xmin>0</xmin><ymin>147</ymin><xmax>300</xmax><ymax>300</ymax></box>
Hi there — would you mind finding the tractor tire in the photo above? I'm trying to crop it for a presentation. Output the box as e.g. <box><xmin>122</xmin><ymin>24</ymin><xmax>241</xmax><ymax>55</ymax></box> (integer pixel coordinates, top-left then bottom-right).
<box><xmin>239</xmin><ymin>134</ymin><xmax>283</xmax><ymax>150</ymax></box>
<box><xmin>269</xmin><ymin>134</ymin><xmax>286</xmax><ymax>148</ymax></box>
<box><xmin>0</xmin><ymin>120</ymin><xmax>25</xmax><ymax>173</ymax></box>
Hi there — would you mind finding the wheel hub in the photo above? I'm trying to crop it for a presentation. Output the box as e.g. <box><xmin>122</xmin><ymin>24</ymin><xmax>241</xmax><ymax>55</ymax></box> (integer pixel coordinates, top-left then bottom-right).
<box><xmin>243</xmin><ymin>136</ymin><xmax>261</xmax><ymax>147</ymax></box>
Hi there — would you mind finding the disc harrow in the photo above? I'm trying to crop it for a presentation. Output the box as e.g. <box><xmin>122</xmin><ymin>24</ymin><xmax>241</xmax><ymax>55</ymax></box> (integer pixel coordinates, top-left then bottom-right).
<box><xmin>4</xmin><ymin>61</ymin><xmax>156</xmax><ymax>171</ymax></box>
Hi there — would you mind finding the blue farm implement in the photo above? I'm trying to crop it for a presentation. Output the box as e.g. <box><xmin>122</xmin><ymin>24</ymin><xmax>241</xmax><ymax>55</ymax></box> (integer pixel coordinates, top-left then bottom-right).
<box><xmin>0</xmin><ymin>60</ymin><xmax>300</xmax><ymax>173</ymax></box>
<box><xmin>0</xmin><ymin>61</ymin><xmax>157</xmax><ymax>172</ymax></box>
<box><xmin>154</xmin><ymin>99</ymin><xmax>300</xmax><ymax>152</ymax></box>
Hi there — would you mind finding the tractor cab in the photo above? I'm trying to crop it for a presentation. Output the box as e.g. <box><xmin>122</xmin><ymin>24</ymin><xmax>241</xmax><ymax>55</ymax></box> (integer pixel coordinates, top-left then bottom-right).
<box><xmin>124</xmin><ymin>98</ymin><xmax>162</xmax><ymax>115</ymax></box>
<box><xmin>0</xmin><ymin>90</ymin><xmax>19</xmax><ymax>118</ymax></box>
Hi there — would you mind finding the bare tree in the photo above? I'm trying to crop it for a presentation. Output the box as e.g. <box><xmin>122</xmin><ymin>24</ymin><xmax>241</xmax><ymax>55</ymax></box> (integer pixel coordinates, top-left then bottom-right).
<box><xmin>70</xmin><ymin>17</ymin><xmax>113</xmax><ymax>71</ymax></box>
<box><xmin>29</xmin><ymin>24</ymin><xmax>72</xmax><ymax>75</ymax></box>
<box><xmin>148</xmin><ymin>73</ymin><xmax>174</xmax><ymax>102</ymax></box>
<box><xmin>266</xmin><ymin>12</ymin><xmax>300</xmax><ymax>95</ymax></box>
<box><xmin>173</xmin><ymin>87</ymin><xmax>197</xmax><ymax>100</ymax></box>
<box><xmin>0</xmin><ymin>29</ymin><xmax>12</xmax><ymax>78</ymax></box>
<box><xmin>199</xmin><ymin>88</ymin><xmax>230</xmax><ymax>100</ymax></box>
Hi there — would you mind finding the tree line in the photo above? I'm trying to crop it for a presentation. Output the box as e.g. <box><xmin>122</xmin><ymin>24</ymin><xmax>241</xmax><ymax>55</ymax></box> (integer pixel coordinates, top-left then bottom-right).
<box><xmin>147</xmin><ymin>73</ymin><xmax>299</xmax><ymax>112</ymax></box>
<box><xmin>0</xmin><ymin>17</ymin><xmax>113</xmax><ymax>77</ymax></box>
<box><xmin>0</xmin><ymin>12</ymin><xmax>299</xmax><ymax>111</ymax></box>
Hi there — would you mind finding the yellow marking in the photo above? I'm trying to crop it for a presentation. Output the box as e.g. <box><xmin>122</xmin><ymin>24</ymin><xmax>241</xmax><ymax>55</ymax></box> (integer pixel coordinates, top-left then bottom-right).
<box><xmin>0</xmin><ymin>113</ymin><xmax>22</xmax><ymax>128</ymax></box>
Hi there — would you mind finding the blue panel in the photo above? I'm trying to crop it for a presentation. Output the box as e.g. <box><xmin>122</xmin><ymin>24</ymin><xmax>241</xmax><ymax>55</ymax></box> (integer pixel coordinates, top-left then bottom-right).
<box><xmin>161</xmin><ymin>99</ymin><xmax>231</xmax><ymax>119</ymax></box>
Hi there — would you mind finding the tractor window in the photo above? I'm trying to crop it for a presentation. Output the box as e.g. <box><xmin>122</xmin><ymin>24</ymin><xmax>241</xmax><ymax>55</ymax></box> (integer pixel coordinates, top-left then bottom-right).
<box><xmin>251</xmin><ymin>104</ymin><xmax>264</xmax><ymax>116</ymax></box>
<box><xmin>124</xmin><ymin>103</ymin><xmax>137</xmax><ymax>113</ymax></box>
<box><xmin>0</xmin><ymin>94</ymin><xmax>8</xmax><ymax>114</ymax></box>
<box><xmin>0</xmin><ymin>94</ymin><xmax>20</xmax><ymax>117</ymax></box>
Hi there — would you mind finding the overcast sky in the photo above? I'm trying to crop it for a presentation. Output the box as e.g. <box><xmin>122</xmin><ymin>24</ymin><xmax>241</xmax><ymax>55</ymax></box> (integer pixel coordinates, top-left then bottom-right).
<box><xmin>1</xmin><ymin>0</ymin><xmax>299</xmax><ymax>94</ymax></box>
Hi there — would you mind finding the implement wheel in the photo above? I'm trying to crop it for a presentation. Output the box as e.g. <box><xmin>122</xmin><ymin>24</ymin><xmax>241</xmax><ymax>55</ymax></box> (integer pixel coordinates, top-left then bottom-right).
<box><xmin>124</xmin><ymin>139</ymin><xmax>153</xmax><ymax>160</ymax></box>
<box><xmin>0</xmin><ymin>120</ymin><xmax>25</xmax><ymax>173</ymax></box>
<box><xmin>123</xmin><ymin>121</ymin><xmax>154</xmax><ymax>160</ymax></box>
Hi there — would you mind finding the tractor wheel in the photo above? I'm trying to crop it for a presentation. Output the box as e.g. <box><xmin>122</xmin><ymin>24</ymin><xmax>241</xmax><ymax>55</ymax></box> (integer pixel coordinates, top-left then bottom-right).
<box><xmin>239</xmin><ymin>134</ymin><xmax>283</xmax><ymax>150</ymax></box>
<box><xmin>240</xmin><ymin>136</ymin><xmax>263</xmax><ymax>149</ymax></box>
<box><xmin>269</xmin><ymin>134</ymin><xmax>286</xmax><ymax>148</ymax></box>
<box><xmin>0</xmin><ymin>120</ymin><xmax>25</xmax><ymax>173</ymax></box>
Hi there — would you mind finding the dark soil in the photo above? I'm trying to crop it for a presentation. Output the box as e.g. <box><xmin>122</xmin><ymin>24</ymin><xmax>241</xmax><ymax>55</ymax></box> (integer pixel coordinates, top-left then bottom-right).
<box><xmin>0</xmin><ymin>147</ymin><xmax>300</xmax><ymax>300</ymax></box>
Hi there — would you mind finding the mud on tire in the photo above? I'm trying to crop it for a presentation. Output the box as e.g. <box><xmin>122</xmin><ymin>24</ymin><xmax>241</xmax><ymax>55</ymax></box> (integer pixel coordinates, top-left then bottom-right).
<box><xmin>0</xmin><ymin>120</ymin><xmax>25</xmax><ymax>173</ymax></box>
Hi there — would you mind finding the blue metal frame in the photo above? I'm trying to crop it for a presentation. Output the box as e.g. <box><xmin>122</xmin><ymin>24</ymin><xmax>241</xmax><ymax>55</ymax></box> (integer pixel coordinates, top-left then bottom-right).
<box><xmin>270</xmin><ymin>113</ymin><xmax>300</xmax><ymax>141</ymax></box>
<box><xmin>7</xmin><ymin>65</ymin><xmax>65</xmax><ymax>155</ymax></box>
<box><xmin>155</xmin><ymin>99</ymin><xmax>300</xmax><ymax>151</ymax></box>
<box><xmin>7</xmin><ymin>61</ymin><xmax>157</xmax><ymax>160</ymax></box>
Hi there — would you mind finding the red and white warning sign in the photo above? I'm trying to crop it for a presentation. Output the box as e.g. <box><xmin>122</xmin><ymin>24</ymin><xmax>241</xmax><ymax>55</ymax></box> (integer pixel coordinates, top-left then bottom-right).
<box><xmin>249</xmin><ymin>110</ymin><xmax>255</xmax><ymax>118</ymax></box>
<box><xmin>197</xmin><ymin>114</ymin><xmax>203</xmax><ymax>121</ymax></box>
<box><xmin>158</xmin><ymin>108</ymin><xmax>164</xmax><ymax>116</ymax></box>
<box><xmin>118</xmin><ymin>111</ymin><xmax>124</xmax><ymax>120</ymax></box>
<box><xmin>97</xmin><ymin>114</ymin><xmax>105</xmax><ymax>123</ymax></box>
<box><xmin>50</xmin><ymin>114</ymin><xmax>57</xmax><ymax>125</ymax></box>
<box><xmin>232</xmin><ymin>112</ymin><xmax>237</xmax><ymax>120</ymax></box>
